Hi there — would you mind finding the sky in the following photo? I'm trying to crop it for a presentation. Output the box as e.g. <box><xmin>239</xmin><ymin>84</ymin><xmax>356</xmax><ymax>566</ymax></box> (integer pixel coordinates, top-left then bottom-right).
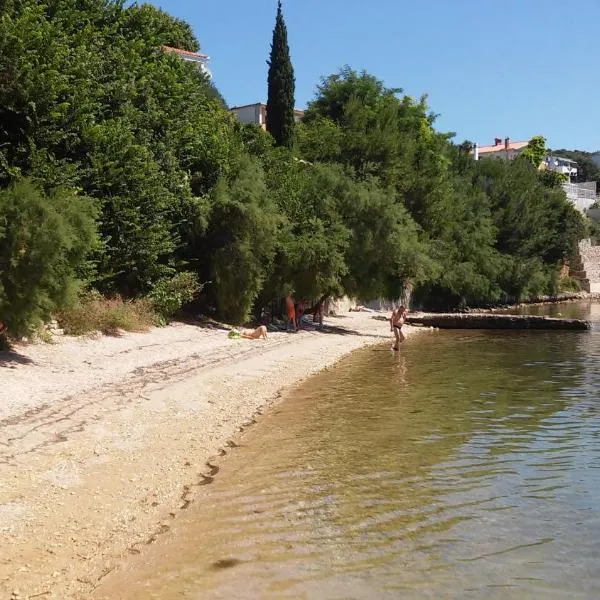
<box><xmin>147</xmin><ymin>0</ymin><xmax>599</xmax><ymax>152</ymax></box>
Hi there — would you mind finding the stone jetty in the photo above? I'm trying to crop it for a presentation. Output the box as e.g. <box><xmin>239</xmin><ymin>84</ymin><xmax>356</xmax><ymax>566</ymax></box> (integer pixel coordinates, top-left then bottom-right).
<box><xmin>406</xmin><ymin>313</ymin><xmax>591</xmax><ymax>331</ymax></box>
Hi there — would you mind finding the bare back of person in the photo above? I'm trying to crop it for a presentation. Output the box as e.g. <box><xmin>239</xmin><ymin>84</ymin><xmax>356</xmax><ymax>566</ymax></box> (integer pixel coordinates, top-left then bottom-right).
<box><xmin>390</xmin><ymin>306</ymin><xmax>407</xmax><ymax>350</ymax></box>
<box><xmin>241</xmin><ymin>325</ymin><xmax>268</xmax><ymax>340</ymax></box>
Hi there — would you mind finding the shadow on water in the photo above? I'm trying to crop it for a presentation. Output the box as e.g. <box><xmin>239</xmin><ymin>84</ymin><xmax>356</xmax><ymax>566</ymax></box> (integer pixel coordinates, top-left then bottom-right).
<box><xmin>94</xmin><ymin>302</ymin><xmax>600</xmax><ymax>600</ymax></box>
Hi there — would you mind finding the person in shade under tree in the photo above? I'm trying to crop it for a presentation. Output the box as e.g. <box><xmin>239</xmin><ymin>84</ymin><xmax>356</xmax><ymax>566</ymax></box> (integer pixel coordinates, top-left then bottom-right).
<box><xmin>285</xmin><ymin>292</ymin><xmax>297</xmax><ymax>332</ymax></box>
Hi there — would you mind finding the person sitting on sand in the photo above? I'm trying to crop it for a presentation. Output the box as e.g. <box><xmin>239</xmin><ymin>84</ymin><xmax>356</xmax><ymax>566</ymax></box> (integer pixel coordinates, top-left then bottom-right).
<box><xmin>240</xmin><ymin>325</ymin><xmax>268</xmax><ymax>340</ymax></box>
<box><xmin>0</xmin><ymin>321</ymin><xmax>6</xmax><ymax>335</ymax></box>
<box><xmin>390</xmin><ymin>306</ymin><xmax>408</xmax><ymax>351</ymax></box>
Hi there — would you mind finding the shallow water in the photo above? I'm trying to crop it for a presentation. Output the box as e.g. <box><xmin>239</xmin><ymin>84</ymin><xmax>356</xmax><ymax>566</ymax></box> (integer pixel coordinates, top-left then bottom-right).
<box><xmin>109</xmin><ymin>302</ymin><xmax>600</xmax><ymax>599</ymax></box>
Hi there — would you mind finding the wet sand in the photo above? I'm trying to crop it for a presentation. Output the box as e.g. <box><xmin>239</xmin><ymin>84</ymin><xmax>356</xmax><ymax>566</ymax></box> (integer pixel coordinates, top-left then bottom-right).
<box><xmin>0</xmin><ymin>313</ymin><xmax>421</xmax><ymax>599</ymax></box>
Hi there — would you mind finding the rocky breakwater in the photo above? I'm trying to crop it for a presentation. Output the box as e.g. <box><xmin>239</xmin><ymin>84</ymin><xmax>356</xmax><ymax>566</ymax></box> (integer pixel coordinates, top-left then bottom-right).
<box><xmin>406</xmin><ymin>313</ymin><xmax>591</xmax><ymax>331</ymax></box>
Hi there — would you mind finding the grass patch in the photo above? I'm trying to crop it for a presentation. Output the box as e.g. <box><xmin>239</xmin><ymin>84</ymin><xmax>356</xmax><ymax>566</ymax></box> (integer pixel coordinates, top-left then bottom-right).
<box><xmin>559</xmin><ymin>276</ymin><xmax>582</xmax><ymax>293</ymax></box>
<box><xmin>57</xmin><ymin>292</ymin><xmax>156</xmax><ymax>336</ymax></box>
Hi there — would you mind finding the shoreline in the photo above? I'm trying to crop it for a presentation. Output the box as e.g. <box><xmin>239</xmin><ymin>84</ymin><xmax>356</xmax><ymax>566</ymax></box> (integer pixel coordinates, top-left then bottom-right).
<box><xmin>0</xmin><ymin>312</ymin><xmax>422</xmax><ymax>599</ymax></box>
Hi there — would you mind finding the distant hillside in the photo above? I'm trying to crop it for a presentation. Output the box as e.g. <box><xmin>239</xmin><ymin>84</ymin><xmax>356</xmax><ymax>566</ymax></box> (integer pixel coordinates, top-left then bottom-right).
<box><xmin>549</xmin><ymin>149</ymin><xmax>600</xmax><ymax>183</ymax></box>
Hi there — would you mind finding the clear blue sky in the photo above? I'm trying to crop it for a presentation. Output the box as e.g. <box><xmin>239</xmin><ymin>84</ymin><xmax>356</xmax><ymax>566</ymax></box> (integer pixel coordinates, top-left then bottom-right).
<box><xmin>147</xmin><ymin>0</ymin><xmax>598</xmax><ymax>151</ymax></box>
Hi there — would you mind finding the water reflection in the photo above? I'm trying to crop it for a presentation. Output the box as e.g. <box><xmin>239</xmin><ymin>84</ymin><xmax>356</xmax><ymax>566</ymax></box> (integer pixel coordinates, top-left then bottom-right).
<box><xmin>95</xmin><ymin>303</ymin><xmax>600</xmax><ymax>600</ymax></box>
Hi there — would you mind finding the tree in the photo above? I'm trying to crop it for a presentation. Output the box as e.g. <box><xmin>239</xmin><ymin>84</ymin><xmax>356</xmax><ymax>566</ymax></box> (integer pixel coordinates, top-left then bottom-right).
<box><xmin>0</xmin><ymin>179</ymin><xmax>97</xmax><ymax>337</ymax></box>
<box><xmin>474</xmin><ymin>157</ymin><xmax>585</xmax><ymax>302</ymax></box>
<box><xmin>0</xmin><ymin>0</ymin><xmax>241</xmax><ymax>297</ymax></box>
<box><xmin>266</xmin><ymin>1</ymin><xmax>295</xmax><ymax>148</ymax></box>
<box><xmin>205</xmin><ymin>156</ymin><xmax>279</xmax><ymax>323</ymax></box>
<box><xmin>520</xmin><ymin>135</ymin><xmax>547</xmax><ymax>168</ymax></box>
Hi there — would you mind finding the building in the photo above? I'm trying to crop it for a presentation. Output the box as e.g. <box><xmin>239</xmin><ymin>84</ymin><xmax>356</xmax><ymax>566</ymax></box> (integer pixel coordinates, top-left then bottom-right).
<box><xmin>473</xmin><ymin>138</ymin><xmax>578</xmax><ymax>182</ymax></box>
<box><xmin>563</xmin><ymin>181</ymin><xmax>597</xmax><ymax>213</ymax></box>
<box><xmin>544</xmin><ymin>155</ymin><xmax>578</xmax><ymax>182</ymax></box>
<box><xmin>160</xmin><ymin>45</ymin><xmax>211</xmax><ymax>78</ymax></box>
<box><xmin>473</xmin><ymin>137</ymin><xmax>597</xmax><ymax>213</ymax></box>
<box><xmin>231</xmin><ymin>102</ymin><xmax>305</xmax><ymax>130</ymax></box>
<box><xmin>472</xmin><ymin>137</ymin><xmax>530</xmax><ymax>161</ymax></box>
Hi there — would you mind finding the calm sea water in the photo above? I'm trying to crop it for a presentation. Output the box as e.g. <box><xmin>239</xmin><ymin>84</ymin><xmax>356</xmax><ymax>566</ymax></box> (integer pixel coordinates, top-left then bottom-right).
<box><xmin>100</xmin><ymin>302</ymin><xmax>600</xmax><ymax>599</ymax></box>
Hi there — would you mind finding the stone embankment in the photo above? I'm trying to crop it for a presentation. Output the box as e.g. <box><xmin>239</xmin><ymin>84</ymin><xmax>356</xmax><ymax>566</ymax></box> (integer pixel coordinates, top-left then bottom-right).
<box><xmin>407</xmin><ymin>313</ymin><xmax>591</xmax><ymax>330</ymax></box>
<box><xmin>572</xmin><ymin>240</ymin><xmax>600</xmax><ymax>293</ymax></box>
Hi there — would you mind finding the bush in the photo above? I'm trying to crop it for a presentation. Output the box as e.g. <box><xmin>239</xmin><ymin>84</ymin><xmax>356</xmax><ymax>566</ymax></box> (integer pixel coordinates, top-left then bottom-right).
<box><xmin>559</xmin><ymin>276</ymin><xmax>581</xmax><ymax>293</ymax></box>
<box><xmin>148</xmin><ymin>271</ymin><xmax>202</xmax><ymax>324</ymax></box>
<box><xmin>0</xmin><ymin>180</ymin><xmax>97</xmax><ymax>337</ymax></box>
<box><xmin>57</xmin><ymin>291</ymin><xmax>155</xmax><ymax>335</ymax></box>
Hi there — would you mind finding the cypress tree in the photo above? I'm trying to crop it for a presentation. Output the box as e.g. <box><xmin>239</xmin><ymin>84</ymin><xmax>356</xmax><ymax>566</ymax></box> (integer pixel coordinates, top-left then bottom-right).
<box><xmin>266</xmin><ymin>1</ymin><xmax>295</xmax><ymax>148</ymax></box>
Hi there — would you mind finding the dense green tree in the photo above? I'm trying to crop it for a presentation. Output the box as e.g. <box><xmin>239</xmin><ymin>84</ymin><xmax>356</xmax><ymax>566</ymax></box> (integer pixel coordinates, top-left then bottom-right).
<box><xmin>0</xmin><ymin>0</ymin><xmax>240</xmax><ymax>297</ymax></box>
<box><xmin>120</xmin><ymin>3</ymin><xmax>200</xmax><ymax>52</ymax></box>
<box><xmin>266</xmin><ymin>1</ymin><xmax>295</xmax><ymax>148</ymax></box>
<box><xmin>205</xmin><ymin>156</ymin><xmax>279</xmax><ymax>323</ymax></box>
<box><xmin>0</xmin><ymin>180</ymin><xmax>97</xmax><ymax>336</ymax></box>
<box><xmin>474</xmin><ymin>158</ymin><xmax>585</xmax><ymax>301</ymax></box>
<box><xmin>519</xmin><ymin>135</ymin><xmax>547</xmax><ymax>168</ymax></box>
<box><xmin>300</xmin><ymin>67</ymin><xmax>586</xmax><ymax>308</ymax></box>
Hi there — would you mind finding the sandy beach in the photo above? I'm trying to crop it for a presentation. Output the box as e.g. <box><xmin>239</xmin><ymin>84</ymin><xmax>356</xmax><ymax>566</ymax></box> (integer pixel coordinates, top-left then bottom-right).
<box><xmin>0</xmin><ymin>312</ymin><xmax>421</xmax><ymax>599</ymax></box>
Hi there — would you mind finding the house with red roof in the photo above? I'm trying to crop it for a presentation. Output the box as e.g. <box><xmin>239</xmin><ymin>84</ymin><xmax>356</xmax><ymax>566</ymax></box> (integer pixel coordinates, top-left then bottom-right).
<box><xmin>160</xmin><ymin>45</ymin><xmax>211</xmax><ymax>78</ymax></box>
<box><xmin>472</xmin><ymin>137</ymin><xmax>530</xmax><ymax>161</ymax></box>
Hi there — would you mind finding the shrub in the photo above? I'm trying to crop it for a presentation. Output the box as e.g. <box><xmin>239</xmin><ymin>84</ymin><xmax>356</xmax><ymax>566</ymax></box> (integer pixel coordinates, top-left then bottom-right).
<box><xmin>57</xmin><ymin>291</ymin><xmax>155</xmax><ymax>335</ymax></box>
<box><xmin>559</xmin><ymin>276</ymin><xmax>581</xmax><ymax>293</ymax></box>
<box><xmin>0</xmin><ymin>180</ymin><xmax>98</xmax><ymax>337</ymax></box>
<box><xmin>148</xmin><ymin>271</ymin><xmax>202</xmax><ymax>324</ymax></box>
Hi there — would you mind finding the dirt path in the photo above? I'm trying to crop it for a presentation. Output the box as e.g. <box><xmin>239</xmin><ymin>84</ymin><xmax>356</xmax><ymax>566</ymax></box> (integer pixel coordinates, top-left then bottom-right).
<box><xmin>0</xmin><ymin>313</ymin><xmax>419</xmax><ymax>599</ymax></box>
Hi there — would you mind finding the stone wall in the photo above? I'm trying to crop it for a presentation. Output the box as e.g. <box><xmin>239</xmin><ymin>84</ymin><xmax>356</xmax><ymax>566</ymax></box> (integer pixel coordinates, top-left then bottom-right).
<box><xmin>573</xmin><ymin>240</ymin><xmax>600</xmax><ymax>293</ymax></box>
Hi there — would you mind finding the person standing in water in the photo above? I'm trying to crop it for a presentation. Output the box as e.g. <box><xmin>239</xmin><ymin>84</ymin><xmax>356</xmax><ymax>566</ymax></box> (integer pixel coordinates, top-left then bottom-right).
<box><xmin>390</xmin><ymin>305</ymin><xmax>407</xmax><ymax>350</ymax></box>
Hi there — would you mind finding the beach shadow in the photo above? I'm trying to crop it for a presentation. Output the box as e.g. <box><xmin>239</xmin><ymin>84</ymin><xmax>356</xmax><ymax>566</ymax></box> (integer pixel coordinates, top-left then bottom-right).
<box><xmin>312</xmin><ymin>324</ymin><xmax>382</xmax><ymax>338</ymax></box>
<box><xmin>177</xmin><ymin>315</ymin><xmax>231</xmax><ymax>332</ymax></box>
<box><xmin>0</xmin><ymin>349</ymin><xmax>34</xmax><ymax>367</ymax></box>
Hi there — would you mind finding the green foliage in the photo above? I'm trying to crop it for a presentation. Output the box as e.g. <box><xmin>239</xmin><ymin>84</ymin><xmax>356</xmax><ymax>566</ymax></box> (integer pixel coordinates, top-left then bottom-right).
<box><xmin>121</xmin><ymin>3</ymin><xmax>200</xmax><ymax>52</ymax></box>
<box><xmin>206</xmin><ymin>157</ymin><xmax>278</xmax><ymax>323</ymax></box>
<box><xmin>0</xmin><ymin>0</ymin><xmax>240</xmax><ymax>297</ymax></box>
<box><xmin>236</xmin><ymin>123</ymin><xmax>275</xmax><ymax>158</ymax></box>
<box><xmin>0</xmin><ymin>179</ymin><xmax>98</xmax><ymax>337</ymax></box>
<box><xmin>559</xmin><ymin>276</ymin><xmax>581</xmax><ymax>293</ymax></box>
<box><xmin>300</xmin><ymin>67</ymin><xmax>586</xmax><ymax>309</ymax></box>
<box><xmin>520</xmin><ymin>135</ymin><xmax>547</xmax><ymax>168</ymax></box>
<box><xmin>0</xmin><ymin>1</ymin><xmax>589</xmax><ymax>330</ymax></box>
<box><xmin>539</xmin><ymin>169</ymin><xmax>568</xmax><ymax>188</ymax></box>
<box><xmin>148</xmin><ymin>272</ymin><xmax>201</xmax><ymax>324</ymax></box>
<box><xmin>266</xmin><ymin>1</ymin><xmax>295</xmax><ymax>148</ymax></box>
<box><xmin>472</xmin><ymin>158</ymin><xmax>585</xmax><ymax>302</ymax></box>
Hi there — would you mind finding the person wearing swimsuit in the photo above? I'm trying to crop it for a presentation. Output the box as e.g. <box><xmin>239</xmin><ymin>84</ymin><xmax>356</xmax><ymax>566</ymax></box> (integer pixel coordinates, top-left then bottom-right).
<box><xmin>390</xmin><ymin>305</ymin><xmax>407</xmax><ymax>351</ymax></box>
<box><xmin>285</xmin><ymin>293</ymin><xmax>297</xmax><ymax>332</ymax></box>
